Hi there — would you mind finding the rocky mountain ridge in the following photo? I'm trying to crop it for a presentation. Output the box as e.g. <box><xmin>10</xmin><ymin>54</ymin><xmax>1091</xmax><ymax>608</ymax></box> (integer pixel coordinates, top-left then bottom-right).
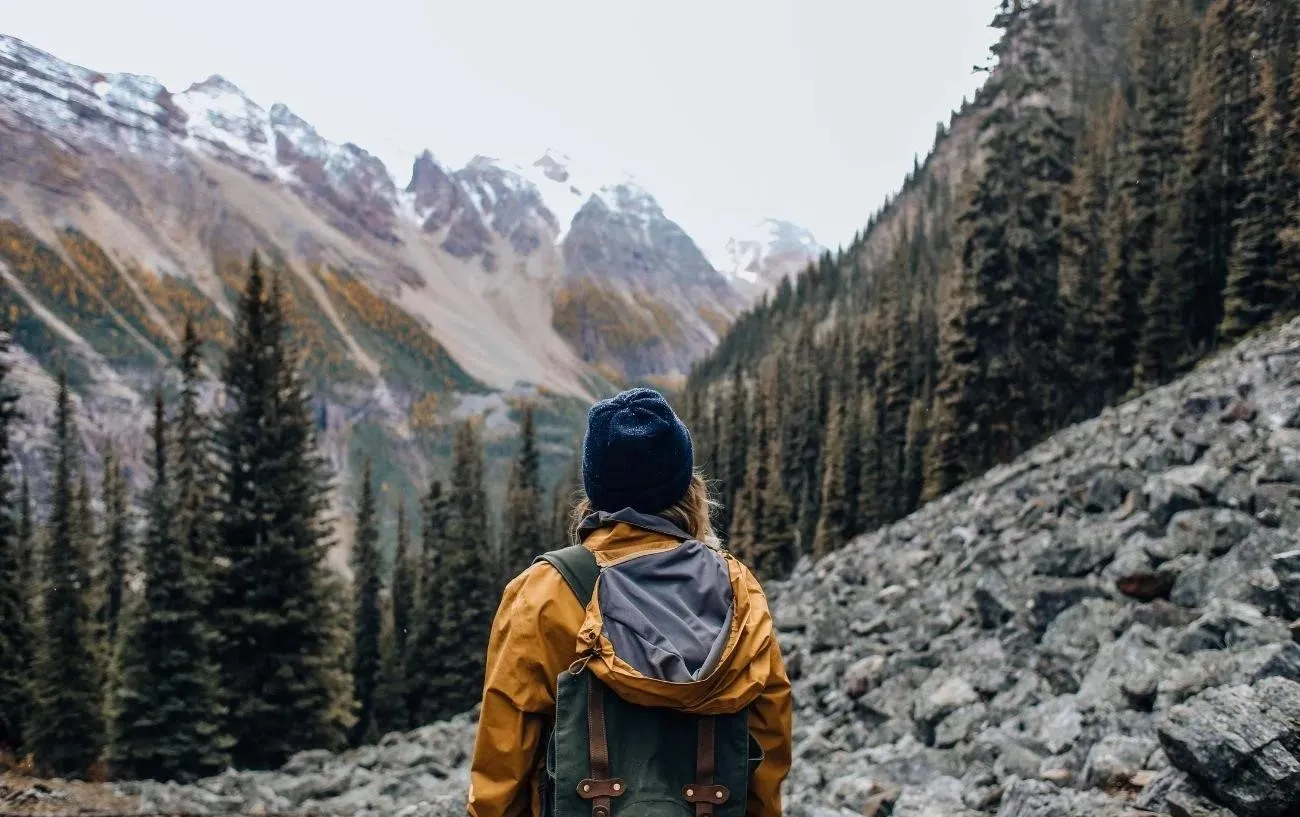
<box><xmin>121</xmin><ymin>317</ymin><xmax>1300</xmax><ymax>816</ymax></box>
<box><xmin>712</xmin><ymin>218</ymin><xmax>827</xmax><ymax>301</ymax></box>
<box><xmin>0</xmin><ymin>31</ymin><xmax>817</xmax><ymax>512</ymax></box>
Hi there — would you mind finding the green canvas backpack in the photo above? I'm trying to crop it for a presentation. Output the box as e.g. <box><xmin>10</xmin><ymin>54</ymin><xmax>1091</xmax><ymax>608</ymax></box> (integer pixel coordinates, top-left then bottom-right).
<box><xmin>534</xmin><ymin>544</ymin><xmax>762</xmax><ymax>817</ymax></box>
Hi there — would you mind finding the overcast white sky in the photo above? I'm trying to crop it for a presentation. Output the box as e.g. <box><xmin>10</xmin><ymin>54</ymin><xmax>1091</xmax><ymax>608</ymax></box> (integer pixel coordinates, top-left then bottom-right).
<box><xmin>3</xmin><ymin>0</ymin><xmax>999</xmax><ymax>257</ymax></box>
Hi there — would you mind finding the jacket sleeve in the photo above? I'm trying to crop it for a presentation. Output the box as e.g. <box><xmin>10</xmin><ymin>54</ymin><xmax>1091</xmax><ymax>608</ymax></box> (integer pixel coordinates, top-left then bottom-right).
<box><xmin>468</xmin><ymin>564</ymin><xmax>584</xmax><ymax>817</ymax></box>
<box><xmin>746</xmin><ymin>638</ymin><xmax>793</xmax><ymax>817</ymax></box>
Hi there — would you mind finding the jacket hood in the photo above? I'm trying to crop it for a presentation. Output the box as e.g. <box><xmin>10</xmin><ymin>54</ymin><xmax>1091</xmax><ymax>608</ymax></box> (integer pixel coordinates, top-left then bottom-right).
<box><xmin>572</xmin><ymin>509</ymin><xmax>782</xmax><ymax>715</ymax></box>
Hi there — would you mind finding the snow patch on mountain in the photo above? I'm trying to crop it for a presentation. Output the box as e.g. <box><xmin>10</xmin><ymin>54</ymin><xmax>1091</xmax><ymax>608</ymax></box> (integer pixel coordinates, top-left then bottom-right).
<box><xmin>174</xmin><ymin>75</ymin><xmax>279</xmax><ymax>173</ymax></box>
<box><xmin>712</xmin><ymin>218</ymin><xmax>825</xmax><ymax>294</ymax></box>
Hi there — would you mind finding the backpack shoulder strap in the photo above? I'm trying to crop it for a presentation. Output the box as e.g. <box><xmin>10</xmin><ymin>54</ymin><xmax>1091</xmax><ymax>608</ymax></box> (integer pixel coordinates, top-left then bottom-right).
<box><xmin>534</xmin><ymin>544</ymin><xmax>600</xmax><ymax>605</ymax></box>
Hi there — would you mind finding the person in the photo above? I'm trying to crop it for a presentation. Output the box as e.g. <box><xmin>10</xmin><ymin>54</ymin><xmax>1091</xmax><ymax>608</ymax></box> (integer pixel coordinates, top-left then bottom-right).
<box><xmin>468</xmin><ymin>387</ymin><xmax>793</xmax><ymax>817</ymax></box>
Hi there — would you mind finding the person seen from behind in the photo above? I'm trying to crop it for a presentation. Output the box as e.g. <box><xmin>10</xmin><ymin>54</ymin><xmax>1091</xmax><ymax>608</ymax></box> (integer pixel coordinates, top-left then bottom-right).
<box><xmin>468</xmin><ymin>387</ymin><xmax>793</xmax><ymax>817</ymax></box>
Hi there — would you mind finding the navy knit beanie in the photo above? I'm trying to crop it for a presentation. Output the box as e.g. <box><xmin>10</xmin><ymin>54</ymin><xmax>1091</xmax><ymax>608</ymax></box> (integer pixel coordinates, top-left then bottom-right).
<box><xmin>582</xmin><ymin>387</ymin><xmax>694</xmax><ymax>514</ymax></box>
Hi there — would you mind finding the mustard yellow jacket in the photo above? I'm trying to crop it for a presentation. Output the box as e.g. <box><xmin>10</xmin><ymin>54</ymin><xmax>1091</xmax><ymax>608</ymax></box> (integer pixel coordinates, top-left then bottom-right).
<box><xmin>466</xmin><ymin>520</ymin><xmax>794</xmax><ymax>817</ymax></box>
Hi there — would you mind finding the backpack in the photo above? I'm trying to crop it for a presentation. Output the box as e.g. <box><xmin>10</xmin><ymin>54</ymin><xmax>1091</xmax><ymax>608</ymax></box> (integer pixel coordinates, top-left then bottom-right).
<box><xmin>534</xmin><ymin>543</ymin><xmax>763</xmax><ymax>817</ymax></box>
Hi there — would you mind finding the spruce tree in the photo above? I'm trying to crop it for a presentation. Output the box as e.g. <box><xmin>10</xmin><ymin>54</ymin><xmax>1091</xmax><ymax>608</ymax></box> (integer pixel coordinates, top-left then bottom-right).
<box><xmin>922</xmin><ymin>248</ymin><xmax>982</xmax><ymax>501</ymax></box>
<box><xmin>926</xmin><ymin>0</ymin><xmax>1072</xmax><ymax>486</ymax></box>
<box><xmin>406</xmin><ymin>479</ymin><xmax>448</xmax><ymax>725</ymax></box>
<box><xmin>721</xmin><ymin>366</ymin><xmax>748</xmax><ymax>541</ymax></box>
<box><xmin>0</xmin><ymin>328</ymin><xmax>32</xmax><ymax>753</ymax></box>
<box><xmin>1222</xmin><ymin>1</ymin><xmax>1297</xmax><ymax>340</ymax></box>
<box><xmin>857</xmin><ymin>390</ymin><xmax>884</xmax><ymax>530</ymax></box>
<box><xmin>97</xmin><ymin>447</ymin><xmax>130</xmax><ymax>648</ymax></box>
<box><xmin>391</xmin><ymin>497</ymin><xmax>416</xmax><ymax>660</ymax></box>
<box><xmin>107</xmin><ymin>390</ymin><xmax>231</xmax><ymax>781</ymax></box>
<box><xmin>437</xmin><ymin>420</ymin><xmax>496</xmax><ymax>715</ymax></box>
<box><xmin>501</xmin><ymin>404</ymin><xmax>543</xmax><ymax>583</ymax></box>
<box><xmin>748</xmin><ymin>357</ymin><xmax>795</xmax><ymax>578</ymax></box>
<box><xmin>1127</xmin><ymin>0</ymin><xmax>1197</xmax><ymax>385</ymax></box>
<box><xmin>755</xmin><ymin>435</ymin><xmax>795</xmax><ymax>580</ymax></box>
<box><xmin>1282</xmin><ymin>33</ymin><xmax>1300</xmax><ymax>312</ymax></box>
<box><xmin>173</xmin><ymin>320</ymin><xmax>217</xmax><ymax>605</ymax></box>
<box><xmin>549</xmin><ymin>453</ymin><xmax>581</xmax><ymax>548</ymax></box>
<box><xmin>728</xmin><ymin>364</ymin><xmax>769</xmax><ymax>564</ymax></box>
<box><xmin>350</xmin><ymin>458</ymin><xmax>383</xmax><ymax>746</ymax></box>
<box><xmin>901</xmin><ymin>398</ymin><xmax>930</xmax><ymax>513</ymax></box>
<box><xmin>812</xmin><ymin>387</ymin><xmax>850</xmax><ymax>559</ymax></box>
<box><xmin>1173</xmin><ymin>0</ymin><xmax>1261</xmax><ymax>353</ymax></box>
<box><xmin>18</xmin><ymin>474</ymin><xmax>34</xmax><ymax>608</ymax></box>
<box><xmin>371</xmin><ymin>595</ymin><xmax>407</xmax><ymax>736</ymax></box>
<box><xmin>214</xmin><ymin>255</ymin><xmax>350</xmax><ymax>768</ymax></box>
<box><xmin>1060</xmin><ymin>88</ymin><xmax>1126</xmax><ymax>421</ymax></box>
<box><xmin>29</xmin><ymin>369</ymin><xmax>104</xmax><ymax>778</ymax></box>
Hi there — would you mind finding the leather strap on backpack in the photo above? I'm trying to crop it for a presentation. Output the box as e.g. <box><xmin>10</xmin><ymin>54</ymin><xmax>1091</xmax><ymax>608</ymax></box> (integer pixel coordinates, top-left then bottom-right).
<box><xmin>683</xmin><ymin>716</ymin><xmax>729</xmax><ymax>815</ymax></box>
<box><xmin>576</xmin><ymin>679</ymin><xmax>625</xmax><ymax>817</ymax></box>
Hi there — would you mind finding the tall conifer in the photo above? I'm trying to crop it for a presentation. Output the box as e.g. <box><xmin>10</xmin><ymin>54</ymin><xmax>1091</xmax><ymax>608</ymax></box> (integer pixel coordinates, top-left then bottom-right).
<box><xmin>29</xmin><ymin>369</ymin><xmax>104</xmax><ymax>777</ymax></box>
<box><xmin>0</xmin><ymin>329</ymin><xmax>31</xmax><ymax>752</ymax></box>
<box><xmin>501</xmin><ymin>404</ymin><xmax>543</xmax><ymax>583</ymax></box>
<box><xmin>350</xmin><ymin>459</ymin><xmax>383</xmax><ymax>745</ymax></box>
<box><xmin>214</xmin><ymin>255</ymin><xmax>350</xmax><ymax>768</ymax></box>
<box><xmin>406</xmin><ymin>479</ymin><xmax>448</xmax><ymax>725</ymax></box>
<box><xmin>108</xmin><ymin>390</ymin><xmax>231</xmax><ymax>781</ymax></box>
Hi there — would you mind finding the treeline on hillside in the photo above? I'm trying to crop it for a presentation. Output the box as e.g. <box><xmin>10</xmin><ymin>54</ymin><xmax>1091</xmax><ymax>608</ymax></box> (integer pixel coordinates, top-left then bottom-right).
<box><xmin>684</xmin><ymin>0</ymin><xmax>1300</xmax><ymax>580</ymax></box>
<box><xmin>0</xmin><ymin>255</ymin><xmax>572</xmax><ymax>782</ymax></box>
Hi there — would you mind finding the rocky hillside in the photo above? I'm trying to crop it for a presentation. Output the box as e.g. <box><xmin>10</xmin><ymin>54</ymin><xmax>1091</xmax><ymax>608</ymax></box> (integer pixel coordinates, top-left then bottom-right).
<box><xmin>118</xmin><ymin>317</ymin><xmax>1300</xmax><ymax>816</ymax></box>
<box><xmin>0</xmin><ymin>33</ymin><xmax>808</xmax><ymax>516</ymax></box>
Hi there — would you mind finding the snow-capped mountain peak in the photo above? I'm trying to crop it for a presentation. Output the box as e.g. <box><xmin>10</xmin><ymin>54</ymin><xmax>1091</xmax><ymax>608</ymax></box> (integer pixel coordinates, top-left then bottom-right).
<box><xmin>713</xmin><ymin>218</ymin><xmax>825</xmax><ymax>296</ymax></box>
<box><xmin>174</xmin><ymin>74</ymin><xmax>280</xmax><ymax>177</ymax></box>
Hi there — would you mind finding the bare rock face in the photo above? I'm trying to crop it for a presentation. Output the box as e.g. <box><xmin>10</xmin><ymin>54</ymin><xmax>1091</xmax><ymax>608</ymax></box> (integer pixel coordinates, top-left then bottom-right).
<box><xmin>405</xmin><ymin>151</ymin><xmax>493</xmax><ymax>259</ymax></box>
<box><xmin>556</xmin><ymin>185</ymin><xmax>744</xmax><ymax>379</ymax></box>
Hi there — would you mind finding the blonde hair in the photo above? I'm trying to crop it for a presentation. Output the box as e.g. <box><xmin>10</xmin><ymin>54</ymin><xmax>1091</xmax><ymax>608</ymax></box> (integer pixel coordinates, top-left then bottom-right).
<box><xmin>570</xmin><ymin>469</ymin><xmax>722</xmax><ymax>549</ymax></box>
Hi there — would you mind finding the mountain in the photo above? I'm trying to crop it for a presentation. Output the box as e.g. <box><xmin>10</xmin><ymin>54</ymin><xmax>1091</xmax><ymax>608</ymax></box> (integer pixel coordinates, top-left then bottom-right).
<box><xmin>119</xmin><ymin>314</ymin><xmax>1300</xmax><ymax>817</ymax></box>
<box><xmin>0</xmin><ymin>33</ymin><xmax>745</xmax><ymax>522</ymax></box>
<box><xmin>712</xmin><ymin>218</ymin><xmax>826</xmax><ymax>301</ymax></box>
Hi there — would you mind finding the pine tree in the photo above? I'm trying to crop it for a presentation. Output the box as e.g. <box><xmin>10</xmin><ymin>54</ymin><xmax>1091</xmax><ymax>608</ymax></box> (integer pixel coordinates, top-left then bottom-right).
<box><xmin>406</xmin><ymin>479</ymin><xmax>448</xmax><ymax>725</ymax></box>
<box><xmin>107</xmin><ymin>390</ymin><xmax>231</xmax><ymax>781</ymax></box>
<box><xmin>97</xmin><ymin>447</ymin><xmax>130</xmax><ymax>648</ymax></box>
<box><xmin>391</xmin><ymin>498</ymin><xmax>416</xmax><ymax>661</ymax></box>
<box><xmin>17</xmin><ymin>475</ymin><xmax>34</xmax><ymax>608</ymax></box>
<box><xmin>728</xmin><ymin>364</ymin><xmax>768</xmax><ymax>565</ymax></box>
<box><xmin>550</xmin><ymin>452</ymin><xmax>581</xmax><ymax>548</ymax></box>
<box><xmin>922</xmin><ymin>247</ymin><xmax>982</xmax><ymax>501</ymax></box>
<box><xmin>812</xmin><ymin>387</ymin><xmax>850</xmax><ymax>559</ymax></box>
<box><xmin>0</xmin><ymin>328</ymin><xmax>32</xmax><ymax>753</ymax></box>
<box><xmin>29</xmin><ymin>369</ymin><xmax>104</xmax><ymax>778</ymax></box>
<box><xmin>350</xmin><ymin>458</ymin><xmax>383</xmax><ymax>746</ymax></box>
<box><xmin>1128</xmin><ymin>0</ymin><xmax>1198</xmax><ymax>385</ymax></box>
<box><xmin>1173</xmin><ymin>0</ymin><xmax>1261</xmax><ymax>353</ymax></box>
<box><xmin>1282</xmin><ymin>29</ymin><xmax>1300</xmax><ymax>312</ymax></box>
<box><xmin>501</xmin><ymin>404</ymin><xmax>543</xmax><ymax>583</ymax></box>
<box><xmin>1222</xmin><ymin>1</ymin><xmax>1297</xmax><ymax>340</ymax></box>
<box><xmin>926</xmin><ymin>0</ymin><xmax>1073</xmax><ymax>486</ymax></box>
<box><xmin>173</xmin><ymin>320</ymin><xmax>217</xmax><ymax>609</ymax></box>
<box><xmin>214</xmin><ymin>256</ymin><xmax>351</xmax><ymax>768</ymax></box>
<box><xmin>720</xmin><ymin>366</ymin><xmax>748</xmax><ymax>541</ymax></box>
<box><xmin>1061</xmin><ymin>88</ymin><xmax>1126</xmax><ymax>420</ymax></box>
<box><xmin>371</xmin><ymin>595</ymin><xmax>407</xmax><ymax>736</ymax></box>
<box><xmin>901</xmin><ymin>398</ymin><xmax>930</xmax><ymax>513</ymax></box>
<box><xmin>857</xmin><ymin>390</ymin><xmax>885</xmax><ymax>529</ymax></box>
<box><xmin>437</xmin><ymin>421</ymin><xmax>496</xmax><ymax>716</ymax></box>
<box><xmin>755</xmin><ymin>435</ymin><xmax>795</xmax><ymax>580</ymax></box>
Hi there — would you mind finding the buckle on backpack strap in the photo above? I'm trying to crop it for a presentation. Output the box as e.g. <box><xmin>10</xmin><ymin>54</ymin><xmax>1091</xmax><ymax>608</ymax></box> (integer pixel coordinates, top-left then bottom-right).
<box><xmin>579</xmin><ymin>777</ymin><xmax>625</xmax><ymax>817</ymax></box>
